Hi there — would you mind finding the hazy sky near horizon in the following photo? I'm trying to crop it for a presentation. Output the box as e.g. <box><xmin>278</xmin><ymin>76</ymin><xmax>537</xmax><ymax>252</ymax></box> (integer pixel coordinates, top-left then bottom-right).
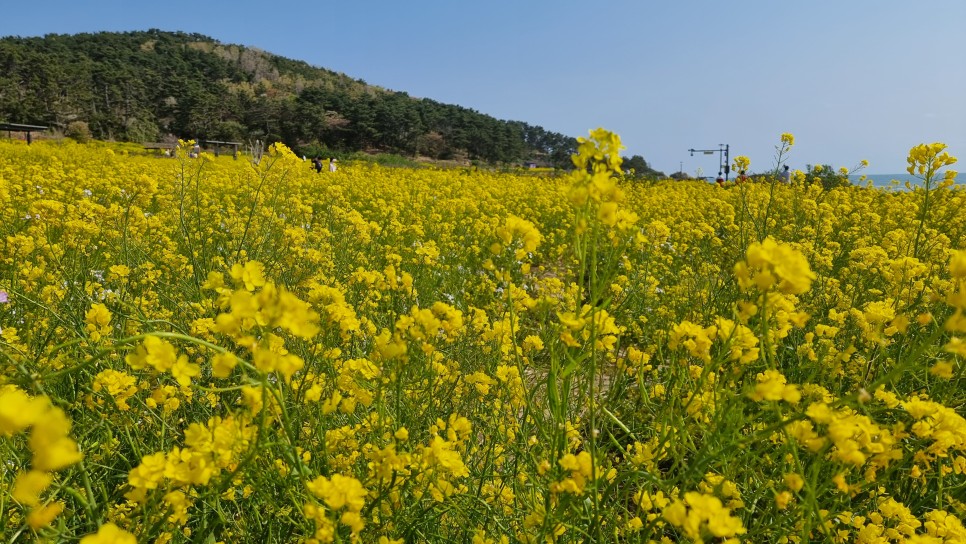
<box><xmin>3</xmin><ymin>1</ymin><xmax>965</xmax><ymax>175</ymax></box>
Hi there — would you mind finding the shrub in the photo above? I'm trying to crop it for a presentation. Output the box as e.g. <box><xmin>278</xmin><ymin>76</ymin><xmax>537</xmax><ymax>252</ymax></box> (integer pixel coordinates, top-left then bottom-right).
<box><xmin>64</xmin><ymin>120</ymin><xmax>92</xmax><ymax>143</ymax></box>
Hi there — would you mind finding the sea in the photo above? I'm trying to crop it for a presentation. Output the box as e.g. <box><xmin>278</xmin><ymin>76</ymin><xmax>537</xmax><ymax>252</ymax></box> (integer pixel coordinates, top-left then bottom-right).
<box><xmin>701</xmin><ymin>173</ymin><xmax>962</xmax><ymax>191</ymax></box>
<box><xmin>851</xmin><ymin>173</ymin><xmax>963</xmax><ymax>190</ymax></box>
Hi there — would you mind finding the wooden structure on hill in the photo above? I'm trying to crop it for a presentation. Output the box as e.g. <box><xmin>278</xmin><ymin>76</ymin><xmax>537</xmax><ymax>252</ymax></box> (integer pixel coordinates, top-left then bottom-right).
<box><xmin>202</xmin><ymin>140</ymin><xmax>242</xmax><ymax>159</ymax></box>
<box><xmin>142</xmin><ymin>140</ymin><xmax>242</xmax><ymax>159</ymax></box>
<box><xmin>0</xmin><ymin>122</ymin><xmax>49</xmax><ymax>144</ymax></box>
<box><xmin>143</xmin><ymin>142</ymin><xmax>178</xmax><ymax>156</ymax></box>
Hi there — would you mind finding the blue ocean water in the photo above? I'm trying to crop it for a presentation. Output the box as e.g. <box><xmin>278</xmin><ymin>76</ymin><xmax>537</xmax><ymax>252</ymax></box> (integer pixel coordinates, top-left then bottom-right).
<box><xmin>850</xmin><ymin>173</ymin><xmax>962</xmax><ymax>189</ymax></box>
<box><xmin>852</xmin><ymin>173</ymin><xmax>920</xmax><ymax>188</ymax></box>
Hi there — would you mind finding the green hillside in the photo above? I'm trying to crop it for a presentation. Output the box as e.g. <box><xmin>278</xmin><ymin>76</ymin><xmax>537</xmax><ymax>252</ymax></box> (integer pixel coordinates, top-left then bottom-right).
<box><xmin>0</xmin><ymin>29</ymin><xmax>578</xmax><ymax>165</ymax></box>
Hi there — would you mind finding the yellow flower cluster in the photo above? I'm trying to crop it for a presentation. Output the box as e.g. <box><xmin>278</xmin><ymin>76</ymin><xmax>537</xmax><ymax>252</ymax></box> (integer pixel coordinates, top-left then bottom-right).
<box><xmin>126</xmin><ymin>336</ymin><xmax>200</xmax><ymax>386</ymax></box>
<box><xmin>305</xmin><ymin>473</ymin><xmax>369</xmax><ymax>539</ymax></box>
<box><xmin>749</xmin><ymin>369</ymin><xmax>801</xmax><ymax>404</ymax></box>
<box><xmin>735</xmin><ymin>237</ymin><xmax>815</xmax><ymax>295</ymax></box>
<box><xmin>945</xmin><ymin>250</ymin><xmax>966</xmax><ymax>357</ymax></box>
<box><xmin>79</xmin><ymin>523</ymin><xmax>137</xmax><ymax>544</ymax></box>
<box><xmin>907</xmin><ymin>142</ymin><xmax>958</xmax><ymax>178</ymax></box>
<box><xmin>662</xmin><ymin>491</ymin><xmax>746</xmax><ymax>542</ymax></box>
<box><xmin>732</xmin><ymin>155</ymin><xmax>751</xmax><ymax>173</ymax></box>
<box><xmin>1</xmin><ymin>386</ymin><xmax>83</xmax><ymax>529</ymax></box>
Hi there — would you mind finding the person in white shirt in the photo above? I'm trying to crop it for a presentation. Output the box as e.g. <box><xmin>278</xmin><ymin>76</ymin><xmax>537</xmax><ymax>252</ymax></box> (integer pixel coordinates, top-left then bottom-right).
<box><xmin>779</xmin><ymin>165</ymin><xmax>790</xmax><ymax>183</ymax></box>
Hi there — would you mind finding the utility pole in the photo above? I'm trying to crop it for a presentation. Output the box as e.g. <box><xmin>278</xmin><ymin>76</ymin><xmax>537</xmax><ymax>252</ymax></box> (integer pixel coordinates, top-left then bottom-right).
<box><xmin>688</xmin><ymin>144</ymin><xmax>730</xmax><ymax>181</ymax></box>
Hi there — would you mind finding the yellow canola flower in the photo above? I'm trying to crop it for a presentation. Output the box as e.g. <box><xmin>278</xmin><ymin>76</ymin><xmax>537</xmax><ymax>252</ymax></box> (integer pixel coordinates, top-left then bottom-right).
<box><xmin>0</xmin><ymin>386</ymin><xmax>47</xmax><ymax>435</ymax></box>
<box><xmin>127</xmin><ymin>451</ymin><xmax>167</xmax><ymax>494</ymax></box>
<box><xmin>92</xmin><ymin>369</ymin><xmax>139</xmax><ymax>410</ymax></box>
<box><xmin>165</xmin><ymin>448</ymin><xmax>213</xmax><ymax>487</ymax></box>
<box><xmin>945</xmin><ymin>337</ymin><xmax>966</xmax><ymax>357</ymax></box>
<box><xmin>568</xmin><ymin>128</ymin><xmax>625</xmax><ymax>209</ymax></box>
<box><xmin>668</xmin><ymin>320</ymin><xmax>716</xmax><ymax>363</ymax></box>
<box><xmin>215</xmin><ymin>282</ymin><xmax>320</xmax><ymax>341</ymax></box>
<box><xmin>597</xmin><ymin>201</ymin><xmax>619</xmax><ymax>226</ymax></box>
<box><xmin>84</xmin><ymin>302</ymin><xmax>112</xmax><ymax>342</ymax></box>
<box><xmin>921</xmin><ymin>510</ymin><xmax>966</xmax><ymax>540</ymax></box>
<box><xmin>125</xmin><ymin>335</ymin><xmax>179</xmax><ymax>373</ymax></box>
<box><xmin>125</xmin><ymin>335</ymin><xmax>200</xmax><ymax>386</ymax></box>
<box><xmin>634</xmin><ymin>488</ymin><xmax>670</xmax><ymax>512</ymax></box>
<box><xmin>80</xmin><ymin>523</ymin><xmax>138</xmax><ymax>544</ymax></box>
<box><xmin>749</xmin><ymin>370</ymin><xmax>801</xmax><ymax>404</ymax></box>
<box><xmin>556</xmin><ymin>305</ymin><xmax>623</xmax><ymax>350</ymax></box>
<box><xmin>551</xmin><ymin>451</ymin><xmax>595</xmax><ymax>495</ymax></box>
<box><xmin>0</xmin><ymin>387</ymin><xmax>82</xmax><ymax>531</ymax></box>
<box><xmin>306</xmin><ymin>473</ymin><xmax>368</xmax><ymax>513</ymax></box>
<box><xmin>28</xmin><ymin>407</ymin><xmax>84</xmax><ymax>473</ymax></box>
<box><xmin>662</xmin><ymin>491</ymin><xmax>746</xmax><ymax>541</ymax></box>
<box><xmin>732</xmin><ymin>155</ymin><xmax>750</xmax><ymax>173</ymax></box>
<box><xmin>804</xmin><ymin>402</ymin><xmax>897</xmax><ymax>467</ymax></box>
<box><xmin>900</xmin><ymin>398</ymin><xmax>966</xmax><ymax>460</ymax></box>
<box><xmin>252</xmin><ymin>338</ymin><xmax>304</xmax><ymax>382</ymax></box>
<box><xmin>26</xmin><ymin>501</ymin><xmax>65</xmax><ymax>530</ymax></box>
<box><xmin>715</xmin><ymin>317</ymin><xmax>759</xmax><ymax>364</ymax></box>
<box><xmin>784</xmin><ymin>473</ymin><xmax>805</xmax><ymax>492</ymax></box>
<box><xmin>929</xmin><ymin>361</ymin><xmax>955</xmax><ymax>379</ymax></box>
<box><xmin>171</xmin><ymin>357</ymin><xmax>202</xmax><ymax>387</ymax></box>
<box><xmin>211</xmin><ymin>352</ymin><xmax>239</xmax><ymax>379</ymax></box>
<box><xmin>107</xmin><ymin>264</ymin><xmax>130</xmax><ymax>280</ymax></box>
<box><xmin>164</xmin><ymin>489</ymin><xmax>191</xmax><ymax>525</ymax></box>
<box><xmin>906</xmin><ymin>142</ymin><xmax>957</xmax><ymax>177</ymax></box>
<box><xmin>950</xmin><ymin>250</ymin><xmax>966</xmax><ymax>279</ymax></box>
<box><xmin>230</xmin><ymin>261</ymin><xmax>266</xmax><ymax>292</ymax></box>
<box><xmin>735</xmin><ymin>237</ymin><xmax>815</xmax><ymax>295</ymax></box>
<box><xmin>12</xmin><ymin>470</ymin><xmax>53</xmax><ymax>507</ymax></box>
<box><xmin>573</xmin><ymin>128</ymin><xmax>624</xmax><ymax>173</ymax></box>
<box><xmin>307</xmin><ymin>283</ymin><xmax>361</xmax><ymax>340</ymax></box>
<box><xmin>421</xmin><ymin>434</ymin><xmax>470</xmax><ymax>479</ymax></box>
<box><xmin>495</xmin><ymin>215</ymin><xmax>541</xmax><ymax>254</ymax></box>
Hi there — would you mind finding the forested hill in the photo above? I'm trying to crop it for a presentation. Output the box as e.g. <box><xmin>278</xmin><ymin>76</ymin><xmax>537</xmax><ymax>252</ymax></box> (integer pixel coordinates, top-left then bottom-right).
<box><xmin>0</xmin><ymin>30</ymin><xmax>578</xmax><ymax>166</ymax></box>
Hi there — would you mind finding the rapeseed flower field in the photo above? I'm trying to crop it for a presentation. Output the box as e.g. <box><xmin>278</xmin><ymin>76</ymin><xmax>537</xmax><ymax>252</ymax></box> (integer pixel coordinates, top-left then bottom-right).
<box><xmin>1</xmin><ymin>131</ymin><xmax>965</xmax><ymax>543</ymax></box>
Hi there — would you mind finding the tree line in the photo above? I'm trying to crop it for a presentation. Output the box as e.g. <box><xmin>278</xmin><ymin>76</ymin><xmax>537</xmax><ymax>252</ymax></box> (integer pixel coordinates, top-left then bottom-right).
<box><xmin>0</xmin><ymin>30</ymin><xmax>579</xmax><ymax>166</ymax></box>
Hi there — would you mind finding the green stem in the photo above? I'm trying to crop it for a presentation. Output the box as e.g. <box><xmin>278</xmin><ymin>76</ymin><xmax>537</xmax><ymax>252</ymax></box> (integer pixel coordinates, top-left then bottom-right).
<box><xmin>911</xmin><ymin>168</ymin><xmax>935</xmax><ymax>259</ymax></box>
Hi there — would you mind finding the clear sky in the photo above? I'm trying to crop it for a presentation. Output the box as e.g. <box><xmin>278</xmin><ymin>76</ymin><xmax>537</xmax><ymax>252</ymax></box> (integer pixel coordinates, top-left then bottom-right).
<box><xmin>3</xmin><ymin>1</ymin><xmax>965</xmax><ymax>174</ymax></box>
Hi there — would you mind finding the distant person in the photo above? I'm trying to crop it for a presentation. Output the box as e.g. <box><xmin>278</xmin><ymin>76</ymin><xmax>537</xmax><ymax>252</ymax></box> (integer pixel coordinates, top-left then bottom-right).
<box><xmin>312</xmin><ymin>157</ymin><xmax>323</xmax><ymax>173</ymax></box>
<box><xmin>780</xmin><ymin>165</ymin><xmax>791</xmax><ymax>183</ymax></box>
<box><xmin>329</xmin><ymin>158</ymin><xmax>337</xmax><ymax>172</ymax></box>
<box><xmin>737</xmin><ymin>170</ymin><xmax>748</xmax><ymax>184</ymax></box>
<box><xmin>715</xmin><ymin>173</ymin><xmax>724</xmax><ymax>186</ymax></box>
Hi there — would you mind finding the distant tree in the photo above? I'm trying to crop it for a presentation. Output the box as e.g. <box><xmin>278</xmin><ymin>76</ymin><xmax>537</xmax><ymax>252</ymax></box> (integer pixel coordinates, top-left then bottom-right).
<box><xmin>622</xmin><ymin>155</ymin><xmax>649</xmax><ymax>175</ymax></box>
<box><xmin>621</xmin><ymin>154</ymin><xmax>666</xmax><ymax>179</ymax></box>
<box><xmin>125</xmin><ymin>116</ymin><xmax>160</xmax><ymax>143</ymax></box>
<box><xmin>416</xmin><ymin>131</ymin><xmax>446</xmax><ymax>159</ymax></box>
<box><xmin>211</xmin><ymin>120</ymin><xmax>246</xmax><ymax>142</ymax></box>
<box><xmin>804</xmin><ymin>164</ymin><xmax>851</xmax><ymax>190</ymax></box>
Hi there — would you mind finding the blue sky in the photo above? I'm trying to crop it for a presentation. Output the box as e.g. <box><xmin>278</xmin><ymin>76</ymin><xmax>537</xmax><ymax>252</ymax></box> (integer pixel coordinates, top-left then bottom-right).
<box><xmin>3</xmin><ymin>1</ymin><xmax>965</xmax><ymax>174</ymax></box>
